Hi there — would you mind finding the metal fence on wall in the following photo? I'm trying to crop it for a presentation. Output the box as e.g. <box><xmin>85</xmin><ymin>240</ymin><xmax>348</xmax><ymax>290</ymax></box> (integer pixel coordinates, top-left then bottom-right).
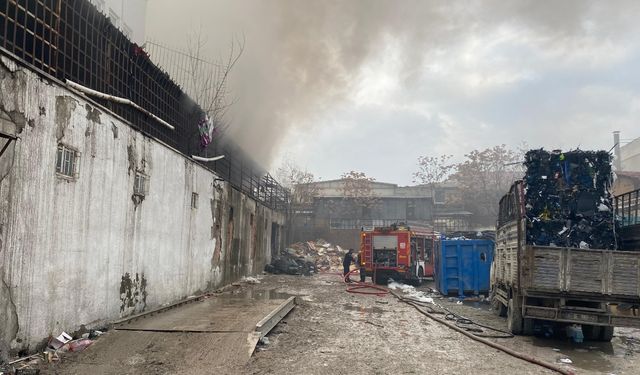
<box><xmin>0</xmin><ymin>0</ymin><xmax>289</xmax><ymax>211</ymax></box>
<box><xmin>616</xmin><ymin>188</ymin><xmax>640</xmax><ymax>227</ymax></box>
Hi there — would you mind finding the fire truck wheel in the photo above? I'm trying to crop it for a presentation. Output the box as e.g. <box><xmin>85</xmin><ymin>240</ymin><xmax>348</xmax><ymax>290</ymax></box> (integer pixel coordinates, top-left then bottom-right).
<box><xmin>414</xmin><ymin>267</ymin><xmax>424</xmax><ymax>286</ymax></box>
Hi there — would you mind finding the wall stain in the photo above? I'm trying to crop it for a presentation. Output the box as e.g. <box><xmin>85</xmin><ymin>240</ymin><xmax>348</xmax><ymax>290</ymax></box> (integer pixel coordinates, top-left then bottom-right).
<box><xmin>0</xmin><ymin>276</ymin><xmax>19</xmax><ymax>361</ymax></box>
<box><xmin>111</xmin><ymin>122</ymin><xmax>118</xmax><ymax>139</ymax></box>
<box><xmin>119</xmin><ymin>272</ymin><xmax>148</xmax><ymax>314</ymax></box>
<box><xmin>84</xmin><ymin>104</ymin><xmax>101</xmax><ymax>123</ymax></box>
<box><xmin>127</xmin><ymin>144</ymin><xmax>136</xmax><ymax>175</ymax></box>
<box><xmin>54</xmin><ymin>96</ymin><xmax>78</xmax><ymax>140</ymax></box>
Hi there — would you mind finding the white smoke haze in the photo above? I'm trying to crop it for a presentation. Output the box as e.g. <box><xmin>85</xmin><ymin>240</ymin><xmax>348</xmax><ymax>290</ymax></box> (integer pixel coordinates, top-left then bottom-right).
<box><xmin>146</xmin><ymin>1</ymin><xmax>640</xmax><ymax>183</ymax></box>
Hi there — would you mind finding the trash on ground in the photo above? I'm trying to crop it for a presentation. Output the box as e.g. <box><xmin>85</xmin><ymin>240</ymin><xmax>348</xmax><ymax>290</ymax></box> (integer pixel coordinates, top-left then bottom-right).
<box><xmin>48</xmin><ymin>332</ymin><xmax>72</xmax><ymax>350</ymax></box>
<box><xmin>558</xmin><ymin>358</ymin><xmax>573</xmax><ymax>364</ymax></box>
<box><xmin>265</xmin><ymin>239</ymin><xmax>348</xmax><ymax>275</ymax></box>
<box><xmin>241</xmin><ymin>276</ymin><xmax>262</xmax><ymax>284</ymax></box>
<box><xmin>67</xmin><ymin>339</ymin><xmax>93</xmax><ymax>352</ymax></box>
<box><xmin>388</xmin><ymin>280</ymin><xmax>436</xmax><ymax>303</ymax></box>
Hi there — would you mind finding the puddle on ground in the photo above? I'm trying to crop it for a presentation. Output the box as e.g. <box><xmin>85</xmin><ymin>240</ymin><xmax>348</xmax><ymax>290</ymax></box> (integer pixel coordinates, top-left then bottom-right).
<box><xmin>342</xmin><ymin>303</ymin><xmax>385</xmax><ymax>315</ymax></box>
<box><xmin>531</xmin><ymin>337</ymin><xmax>617</xmax><ymax>373</ymax></box>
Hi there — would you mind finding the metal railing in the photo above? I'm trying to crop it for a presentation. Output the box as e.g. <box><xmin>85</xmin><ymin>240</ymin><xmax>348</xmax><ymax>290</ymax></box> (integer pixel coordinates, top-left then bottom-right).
<box><xmin>615</xmin><ymin>188</ymin><xmax>640</xmax><ymax>227</ymax></box>
<box><xmin>0</xmin><ymin>0</ymin><xmax>289</xmax><ymax>211</ymax></box>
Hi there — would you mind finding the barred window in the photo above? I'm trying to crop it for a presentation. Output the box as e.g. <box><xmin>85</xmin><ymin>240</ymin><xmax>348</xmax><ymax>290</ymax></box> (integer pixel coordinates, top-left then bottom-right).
<box><xmin>134</xmin><ymin>172</ymin><xmax>147</xmax><ymax>196</ymax></box>
<box><xmin>55</xmin><ymin>145</ymin><xmax>79</xmax><ymax>178</ymax></box>
<box><xmin>191</xmin><ymin>192</ymin><xmax>198</xmax><ymax>209</ymax></box>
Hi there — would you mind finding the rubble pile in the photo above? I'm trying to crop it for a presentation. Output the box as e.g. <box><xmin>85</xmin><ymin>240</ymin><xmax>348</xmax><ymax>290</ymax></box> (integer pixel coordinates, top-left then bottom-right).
<box><xmin>265</xmin><ymin>239</ymin><xmax>348</xmax><ymax>275</ymax></box>
<box><xmin>523</xmin><ymin>149</ymin><xmax>618</xmax><ymax>249</ymax></box>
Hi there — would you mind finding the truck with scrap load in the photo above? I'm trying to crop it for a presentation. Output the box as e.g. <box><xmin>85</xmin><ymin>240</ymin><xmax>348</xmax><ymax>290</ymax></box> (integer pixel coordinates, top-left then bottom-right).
<box><xmin>360</xmin><ymin>223</ymin><xmax>438</xmax><ymax>285</ymax></box>
<box><xmin>491</xmin><ymin>149</ymin><xmax>640</xmax><ymax>341</ymax></box>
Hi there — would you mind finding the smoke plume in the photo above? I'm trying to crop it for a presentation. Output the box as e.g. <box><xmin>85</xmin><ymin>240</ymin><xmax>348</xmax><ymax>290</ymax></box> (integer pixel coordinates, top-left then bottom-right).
<box><xmin>146</xmin><ymin>0</ymin><xmax>639</xmax><ymax>168</ymax></box>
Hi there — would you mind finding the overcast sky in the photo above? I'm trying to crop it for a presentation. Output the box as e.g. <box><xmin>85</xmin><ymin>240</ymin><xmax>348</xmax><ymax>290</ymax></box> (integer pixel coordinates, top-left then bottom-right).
<box><xmin>146</xmin><ymin>0</ymin><xmax>640</xmax><ymax>185</ymax></box>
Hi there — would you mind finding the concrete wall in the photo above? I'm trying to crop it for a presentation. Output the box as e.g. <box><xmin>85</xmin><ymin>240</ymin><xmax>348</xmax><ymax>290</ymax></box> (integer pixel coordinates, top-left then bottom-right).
<box><xmin>0</xmin><ymin>55</ymin><xmax>285</xmax><ymax>351</ymax></box>
<box><xmin>621</xmin><ymin>137</ymin><xmax>640</xmax><ymax>171</ymax></box>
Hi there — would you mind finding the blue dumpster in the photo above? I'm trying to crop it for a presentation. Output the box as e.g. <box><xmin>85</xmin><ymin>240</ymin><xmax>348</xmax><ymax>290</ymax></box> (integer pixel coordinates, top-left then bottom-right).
<box><xmin>434</xmin><ymin>240</ymin><xmax>494</xmax><ymax>297</ymax></box>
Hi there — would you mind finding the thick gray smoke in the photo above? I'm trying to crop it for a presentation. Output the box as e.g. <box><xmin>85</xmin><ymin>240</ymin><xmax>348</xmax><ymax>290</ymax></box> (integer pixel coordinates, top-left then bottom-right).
<box><xmin>146</xmin><ymin>0</ymin><xmax>639</xmax><ymax>167</ymax></box>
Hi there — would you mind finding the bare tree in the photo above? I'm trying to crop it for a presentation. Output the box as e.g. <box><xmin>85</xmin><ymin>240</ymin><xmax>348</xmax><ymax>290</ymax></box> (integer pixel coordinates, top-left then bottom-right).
<box><xmin>185</xmin><ymin>31</ymin><xmax>245</xmax><ymax>132</ymax></box>
<box><xmin>276</xmin><ymin>158</ymin><xmax>319</xmax><ymax>241</ymax></box>
<box><xmin>336</xmin><ymin>170</ymin><xmax>379</xmax><ymax>217</ymax></box>
<box><xmin>451</xmin><ymin>145</ymin><xmax>525</xmax><ymax>226</ymax></box>
<box><xmin>413</xmin><ymin>154</ymin><xmax>456</xmax><ymax>186</ymax></box>
<box><xmin>145</xmin><ymin>31</ymin><xmax>245</xmax><ymax>152</ymax></box>
<box><xmin>276</xmin><ymin>158</ymin><xmax>319</xmax><ymax>205</ymax></box>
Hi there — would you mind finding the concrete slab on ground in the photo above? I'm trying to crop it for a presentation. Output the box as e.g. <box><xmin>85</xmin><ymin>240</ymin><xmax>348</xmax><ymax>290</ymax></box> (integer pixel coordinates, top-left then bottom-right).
<box><xmin>46</xmin><ymin>293</ymin><xmax>295</xmax><ymax>374</ymax></box>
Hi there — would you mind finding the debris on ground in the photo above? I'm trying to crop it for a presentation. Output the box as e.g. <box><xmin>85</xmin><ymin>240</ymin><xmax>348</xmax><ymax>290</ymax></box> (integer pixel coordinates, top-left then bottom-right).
<box><xmin>48</xmin><ymin>332</ymin><xmax>72</xmax><ymax>350</ymax></box>
<box><xmin>264</xmin><ymin>239</ymin><xmax>348</xmax><ymax>275</ymax></box>
<box><xmin>241</xmin><ymin>276</ymin><xmax>262</xmax><ymax>284</ymax></box>
<box><xmin>1</xmin><ymin>329</ymin><xmax>106</xmax><ymax>374</ymax></box>
<box><xmin>388</xmin><ymin>281</ymin><xmax>437</xmax><ymax>303</ymax></box>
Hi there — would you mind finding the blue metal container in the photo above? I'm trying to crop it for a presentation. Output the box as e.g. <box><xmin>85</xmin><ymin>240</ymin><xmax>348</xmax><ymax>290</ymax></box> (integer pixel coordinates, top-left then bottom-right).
<box><xmin>434</xmin><ymin>240</ymin><xmax>494</xmax><ymax>297</ymax></box>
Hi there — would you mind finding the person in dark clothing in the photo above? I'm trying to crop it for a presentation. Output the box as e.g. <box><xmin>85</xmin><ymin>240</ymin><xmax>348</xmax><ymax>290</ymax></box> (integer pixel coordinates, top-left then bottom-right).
<box><xmin>356</xmin><ymin>252</ymin><xmax>366</xmax><ymax>282</ymax></box>
<box><xmin>343</xmin><ymin>249</ymin><xmax>355</xmax><ymax>282</ymax></box>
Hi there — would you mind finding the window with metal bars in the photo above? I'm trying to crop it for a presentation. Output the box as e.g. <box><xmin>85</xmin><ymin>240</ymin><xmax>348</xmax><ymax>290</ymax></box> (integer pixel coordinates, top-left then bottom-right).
<box><xmin>134</xmin><ymin>172</ymin><xmax>147</xmax><ymax>196</ymax></box>
<box><xmin>55</xmin><ymin>144</ymin><xmax>79</xmax><ymax>178</ymax></box>
<box><xmin>191</xmin><ymin>192</ymin><xmax>198</xmax><ymax>209</ymax></box>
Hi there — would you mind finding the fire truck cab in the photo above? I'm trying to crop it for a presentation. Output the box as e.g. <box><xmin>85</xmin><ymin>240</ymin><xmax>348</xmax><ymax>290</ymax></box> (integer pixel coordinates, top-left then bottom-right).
<box><xmin>360</xmin><ymin>223</ymin><xmax>438</xmax><ymax>285</ymax></box>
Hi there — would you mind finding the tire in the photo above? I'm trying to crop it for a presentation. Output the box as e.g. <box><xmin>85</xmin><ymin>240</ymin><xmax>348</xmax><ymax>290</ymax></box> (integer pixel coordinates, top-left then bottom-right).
<box><xmin>415</xmin><ymin>267</ymin><xmax>424</xmax><ymax>286</ymax></box>
<box><xmin>598</xmin><ymin>326</ymin><xmax>614</xmax><ymax>342</ymax></box>
<box><xmin>582</xmin><ymin>325</ymin><xmax>601</xmax><ymax>341</ymax></box>
<box><xmin>523</xmin><ymin>318</ymin><xmax>534</xmax><ymax>336</ymax></box>
<box><xmin>507</xmin><ymin>298</ymin><xmax>523</xmax><ymax>335</ymax></box>
<box><xmin>490</xmin><ymin>288</ymin><xmax>507</xmax><ymax>317</ymax></box>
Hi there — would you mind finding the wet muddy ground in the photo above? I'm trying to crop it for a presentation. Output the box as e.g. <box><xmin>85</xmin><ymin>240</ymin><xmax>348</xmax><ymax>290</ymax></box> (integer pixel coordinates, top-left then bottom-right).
<box><xmin>248</xmin><ymin>274</ymin><xmax>640</xmax><ymax>375</ymax></box>
<box><xmin>36</xmin><ymin>273</ymin><xmax>640</xmax><ymax>374</ymax></box>
<box><xmin>430</xmin><ymin>283</ymin><xmax>640</xmax><ymax>375</ymax></box>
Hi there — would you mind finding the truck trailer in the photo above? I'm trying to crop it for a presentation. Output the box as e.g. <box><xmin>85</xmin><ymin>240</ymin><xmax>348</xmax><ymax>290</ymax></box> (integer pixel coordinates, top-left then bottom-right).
<box><xmin>492</xmin><ymin>182</ymin><xmax>640</xmax><ymax>340</ymax></box>
<box><xmin>491</xmin><ymin>150</ymin><xmax>640</xmax><ymax>341</ymax></box>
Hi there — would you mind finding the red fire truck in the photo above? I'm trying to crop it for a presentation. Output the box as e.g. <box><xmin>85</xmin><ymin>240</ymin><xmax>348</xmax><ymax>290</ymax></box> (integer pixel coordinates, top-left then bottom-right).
<box><xmin>359</xmin><ymin>223</ymin><xmax>438</xmax><ymax>285</ymax></box>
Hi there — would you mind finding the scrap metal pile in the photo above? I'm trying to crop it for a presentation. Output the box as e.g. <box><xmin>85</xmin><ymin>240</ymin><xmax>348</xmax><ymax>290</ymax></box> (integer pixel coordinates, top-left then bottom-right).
<box><xmin>523</xmin><ymin>149</ymin><xmax>618</xmax><ymax>249</ymax></box>
<box><xmin>265</xmin><ymin>239</ymin><xmax>348</xmax><ymax>275</ymax></box>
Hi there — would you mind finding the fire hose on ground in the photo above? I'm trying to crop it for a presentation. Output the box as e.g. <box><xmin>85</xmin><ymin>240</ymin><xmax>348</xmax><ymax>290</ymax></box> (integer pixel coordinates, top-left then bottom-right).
<box><xmin>340</xmin><ymin>271</ymin><xmax>574</xmax><ymax>375</ymax></box>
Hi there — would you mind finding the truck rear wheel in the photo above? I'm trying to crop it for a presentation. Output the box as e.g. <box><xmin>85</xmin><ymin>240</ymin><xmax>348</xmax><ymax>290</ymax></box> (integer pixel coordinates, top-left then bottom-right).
<box><xmin>507</xmin><ymin>299</ymin><xmax>523</xmax><ymax>335</ymax></box>
<box><xmin>582</xmin><ymin>325</ymin><xmax>601</xmax><ymax>341</ymax></box>
<box><xmin>598</xmin><ymin>326</ymin><xmax>614</xmax><ymax>342</ymax></box>
<box><xmin>490</xmin><ymin>287</ymin><xmax>507</xmax><ymax>317</ymax></box>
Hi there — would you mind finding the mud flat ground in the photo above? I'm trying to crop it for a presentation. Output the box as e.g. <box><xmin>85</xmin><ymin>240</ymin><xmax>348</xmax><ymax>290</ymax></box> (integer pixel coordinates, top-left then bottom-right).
<box><xmin>43</xmin><ymin>273</ymin><xmax>640</xmax><ymax>374</ymax></box>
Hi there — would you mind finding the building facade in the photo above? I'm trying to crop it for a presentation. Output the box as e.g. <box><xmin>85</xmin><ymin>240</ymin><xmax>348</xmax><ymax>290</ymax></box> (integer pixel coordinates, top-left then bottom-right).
<box><xmin>291</xmin><ymin>179</ymin><xmax>470</xmax><ymax>249</ymax></box>
<box><xmin>0</xmin><ymin>0</ymin><xmax>287</xmax><ymax>353</ymax></box>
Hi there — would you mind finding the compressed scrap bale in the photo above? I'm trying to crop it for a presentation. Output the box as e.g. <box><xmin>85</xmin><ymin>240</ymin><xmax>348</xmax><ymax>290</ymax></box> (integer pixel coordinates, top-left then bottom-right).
<box><xmin>523</xmin><ymin>149</ymin><xmax>618</xmax><ymax>249</ymax></box>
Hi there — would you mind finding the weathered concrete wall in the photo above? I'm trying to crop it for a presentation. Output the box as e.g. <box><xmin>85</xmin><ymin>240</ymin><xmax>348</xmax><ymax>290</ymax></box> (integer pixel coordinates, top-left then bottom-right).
<box><xmin>0</xmin><ymin>54</ymin><xmax>285</xmax><ymax>351</ymax></box>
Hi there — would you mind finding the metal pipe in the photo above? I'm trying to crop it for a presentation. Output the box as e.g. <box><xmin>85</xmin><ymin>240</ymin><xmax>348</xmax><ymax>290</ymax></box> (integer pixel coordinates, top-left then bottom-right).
<box><xmin>66</xmin><ymin>79</ymin><xmax>175</xmax><ymax>131</ymax></box>
<box><xmin>613</xmin><ymin>131</ymin><xmax>622</xmax><ymax>171</ymax></box>
<box><xmin>389</xmin><ymin>290</ymin><xmax>575</xmax><ymax>375</ymax></box>
<box><xmin>192</xmin><ymin>155</ymin><xmax>225</xmax><ymax>162</ymax></box>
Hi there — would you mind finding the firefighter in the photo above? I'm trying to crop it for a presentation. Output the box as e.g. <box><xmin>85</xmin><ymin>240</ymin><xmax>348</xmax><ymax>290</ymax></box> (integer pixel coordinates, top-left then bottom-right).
<box><xmin>343</xmin><ymin>249</ymin><xmax>355</xmax><ymax>282</ymax></box>
<box><xmin>356</xmin><ymin>252</ymin><xmax>366</xmax><ymax>282</ymax></box>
